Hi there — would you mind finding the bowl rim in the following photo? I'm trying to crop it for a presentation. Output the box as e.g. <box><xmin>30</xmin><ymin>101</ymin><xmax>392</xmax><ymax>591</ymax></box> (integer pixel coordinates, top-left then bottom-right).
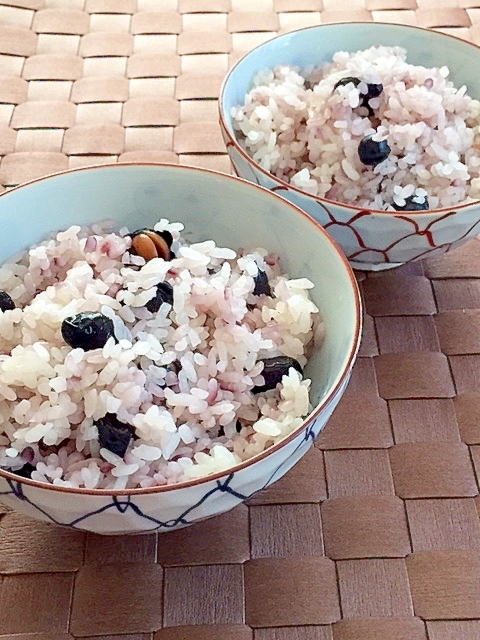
<box><xmin>219</xmin><ymin>20</ymin><xmax>480</xmax><ymax>217</ymax></box>
<box><xmin>0</xmin><ymin>161</ymin><xmax>363</xmax><ymax>496</ymax></box>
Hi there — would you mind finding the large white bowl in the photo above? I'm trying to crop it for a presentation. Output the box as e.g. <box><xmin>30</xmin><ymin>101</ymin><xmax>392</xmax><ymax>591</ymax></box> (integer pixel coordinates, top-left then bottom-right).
<box><xmin>219</xmin><ymin>22</ymin><xmax>480</xmax><ymax>271</ymax></box>
<box><xmin>0</xmin><ymin>164</ymin><xmax>361</xmax><ymax>534</ymax></box>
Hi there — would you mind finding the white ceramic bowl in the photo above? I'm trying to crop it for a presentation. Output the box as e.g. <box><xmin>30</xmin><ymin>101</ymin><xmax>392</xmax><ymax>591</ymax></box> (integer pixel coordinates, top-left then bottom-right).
<box><xmin>0</xmin><ymin>164</ymin><xmax>361</xmax><ymax>534</ymax></box>
<box><xmin>219</xmin><ymin>22</ymin><xmax>480</xmax><ymax>271</ymax></box>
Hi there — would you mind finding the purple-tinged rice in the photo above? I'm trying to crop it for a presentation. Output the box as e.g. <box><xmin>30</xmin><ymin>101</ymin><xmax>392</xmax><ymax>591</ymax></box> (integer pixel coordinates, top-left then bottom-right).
<box><xmin>231</xmin><ymin>46</ymin><xmax>480</xmax><ymax>210</ymax></box>
<box><xmin>0</xmin><ymin>220</ymin><xmax>321</xmax><ymax>490</ymax></box>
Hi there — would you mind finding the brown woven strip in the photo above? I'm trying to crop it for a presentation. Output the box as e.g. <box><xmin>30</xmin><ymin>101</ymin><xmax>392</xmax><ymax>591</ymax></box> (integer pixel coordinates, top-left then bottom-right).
<box><xmin>0</xmin><ymin>2</ymin><xmax>480</xmax><ymax>639</ymax></box>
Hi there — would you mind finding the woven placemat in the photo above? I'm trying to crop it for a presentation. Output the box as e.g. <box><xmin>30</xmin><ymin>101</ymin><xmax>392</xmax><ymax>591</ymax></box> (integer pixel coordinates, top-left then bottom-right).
<box><xmin>1</xmin><ymin>1</ymin><xmax>480</xmax><ymax>639</ymax></box>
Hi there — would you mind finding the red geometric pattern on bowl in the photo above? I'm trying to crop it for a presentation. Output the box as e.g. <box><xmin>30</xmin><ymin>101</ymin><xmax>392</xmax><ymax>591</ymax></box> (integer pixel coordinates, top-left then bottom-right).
<box><xmin>222</xmin><ymin>129</ymin><xmax>480</xmax><ymax>271</ymax></box>
<box><xmin>314</xmin><ymin>201</ymin><xmax>480</xmax><ymax>269</ymax></box>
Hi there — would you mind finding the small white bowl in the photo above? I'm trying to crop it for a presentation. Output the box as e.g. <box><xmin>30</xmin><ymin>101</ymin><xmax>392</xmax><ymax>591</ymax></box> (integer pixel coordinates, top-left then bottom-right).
<box><xmin>0</xmin><ymin>164</ymin><xmax>361</xmax><ymax>534</ymax></box>
<box><xmin>219</xmin><ymin>22</ymin><xmax>480</xmax><ymax>271</ymax></box>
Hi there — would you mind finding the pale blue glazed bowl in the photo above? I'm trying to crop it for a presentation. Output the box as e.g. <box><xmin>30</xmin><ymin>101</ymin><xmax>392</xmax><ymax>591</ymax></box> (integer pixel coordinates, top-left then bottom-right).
<box><xmin>0</xmin><ymin>164</ymin><xmax>361</xmax><ymax>534</ymax></box>
<box><xmin>220</xmin><ymin>22</ymin><xmax>480</xmax><ymax>271</ymax></box>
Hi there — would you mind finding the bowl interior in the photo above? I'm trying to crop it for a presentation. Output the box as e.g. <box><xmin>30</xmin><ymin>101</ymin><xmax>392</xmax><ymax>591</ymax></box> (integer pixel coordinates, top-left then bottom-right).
<box><xmin>221</xmin><ymin>22</ymin><xmax>480</xmax><ymax>138</ymax></box>
<box><xmin>0</xmin><ymin>164</ymin><xmax>360</xmax><ymax>413</ymax></box>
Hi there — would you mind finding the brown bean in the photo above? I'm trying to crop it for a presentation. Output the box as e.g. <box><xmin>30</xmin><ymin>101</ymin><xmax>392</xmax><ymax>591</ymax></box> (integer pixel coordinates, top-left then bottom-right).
<box><xmin>131</xmin><ymin>233</ymin><xmax>158</xmax><ymax>261</ymax></box>
<box><xmin>147</xmin><ymin>231</ymin><xmax>171</xmax><ymax>261</ymax></box>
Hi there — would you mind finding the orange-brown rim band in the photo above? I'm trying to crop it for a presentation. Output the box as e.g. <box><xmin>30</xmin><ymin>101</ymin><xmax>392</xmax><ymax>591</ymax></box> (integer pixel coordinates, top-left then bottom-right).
<box><xmin>219</xmin><ymin>21</ymin><xmax>480</xmax><ymax>217</ymax></box>
<box><xmin>0</xmin><ymin>162</ymin><xmax>362</xmax><ymax>496</ymax></box>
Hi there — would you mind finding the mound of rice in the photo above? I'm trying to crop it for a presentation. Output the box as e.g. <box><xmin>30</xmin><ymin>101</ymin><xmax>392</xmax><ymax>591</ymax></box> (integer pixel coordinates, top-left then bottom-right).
<box><xmin>0</xmin><ymin>219</ymin><xmax>321</xmax><ymax>490</ymax></box>
<box><xmin>231</xmin><ymin>45</ymin><xmax>480</xmax><ymax>210</ymax></box>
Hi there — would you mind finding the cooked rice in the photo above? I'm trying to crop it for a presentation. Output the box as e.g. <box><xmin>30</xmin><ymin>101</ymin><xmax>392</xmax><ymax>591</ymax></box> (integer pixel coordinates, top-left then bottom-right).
<box><xmin>231</xmin><ymin>45</ymin><xmax>480</xmax><ymax>210</ymax></box>
<box><xmin>0</xmin><ymin>220</ymin><xmax>320</xmax><ymax>490</ymax></box>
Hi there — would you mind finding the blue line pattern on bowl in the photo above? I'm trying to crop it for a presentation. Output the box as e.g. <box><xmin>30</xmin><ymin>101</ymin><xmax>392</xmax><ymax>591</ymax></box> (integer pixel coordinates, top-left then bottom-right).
<box><xmin>0</xmin><ymin>421</ymin><xmax>318</xmax><ymax>531</ymax></box>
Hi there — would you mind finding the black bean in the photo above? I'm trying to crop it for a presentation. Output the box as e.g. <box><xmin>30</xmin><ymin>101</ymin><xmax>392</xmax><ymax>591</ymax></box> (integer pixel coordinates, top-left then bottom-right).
<box><xmin>0</xmin><ymin>291</ymin><xmax>15</xmax><ymax>312</ymax></box>
<box><xmin>61</xmin><ymin>311</ymin><xmax>115</xmax><ymax>351</ymax></box>
<box><xmin>146</xmin><ymin>281</ymin><xmax>174</xmax><ymax>313</ymax></box>
<box><xmin>96</xmin><ymin>413</ymin><xmax>134</xmax><ymax>457</ymax></box>
<box><xmin>252</xmin><ymin>269</ymin><xmax>272</xmax><ymax>297</ymax></box>
<box><xmin>358</xmin><ymin>135</ymin><xmax>391</xmax><ymax>166</ymax></box>
<box><xmin>157</xmin><ymin>229</ymin><xmax>173</xmax><ymax>248</ymax></box>
<box><xmin>364</xmin><ymin>82</ymin><xmax>383</xmax><ymax>100</ymax></box>
<box><xmin>14</xmin><ymin>462</ymin><xmax>36</xmax><ymax>478</ymax></box>
<box><xmin>359</xmin><ymin>83</ymin><xmax>383</xmax><ymax>117</ymax></box>
<box><xmin>252</xmin><ymin>356</ymin><xmax>303</xmax><ymax>393</ymax></box>
<box><xmin>334</xmin><ymin>78</ymin><xmax>383</xmax><ymax>110</ymax></box>
<box><xmin>333</xmin><ymin>76</ymin><xmax>361</xmax><ymax>90</ymax></box>
<box><xmin>392</xmin><ymin>195</ymin><xmax>429</xmax><ymax>211</ymax></box>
